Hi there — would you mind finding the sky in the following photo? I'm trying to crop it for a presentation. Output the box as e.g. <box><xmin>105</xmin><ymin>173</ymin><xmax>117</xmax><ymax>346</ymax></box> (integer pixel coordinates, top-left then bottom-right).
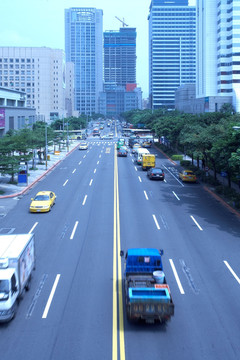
<box><xmin>1</xmin><ymin>0</ymin><xmax>196</xmax><ymax>98</ymax></box>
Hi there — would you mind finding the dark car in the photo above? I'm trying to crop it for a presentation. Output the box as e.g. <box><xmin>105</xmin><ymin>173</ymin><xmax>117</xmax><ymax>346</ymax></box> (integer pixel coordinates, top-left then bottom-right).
<box><xmin>117</xmin><ymin>148</ymin><xmax>127</xmax><ymax>157</ymax></box>
<box><xmin>147</xmin><ymin>167</ymin><xmax>165</xmax><ymax>180</ymax></box>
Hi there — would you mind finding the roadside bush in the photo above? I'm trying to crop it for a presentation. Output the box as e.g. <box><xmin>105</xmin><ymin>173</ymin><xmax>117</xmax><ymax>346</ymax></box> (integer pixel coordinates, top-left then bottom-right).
<box><xmin>204</xmin><ymin>176</ymin><xmax>220</xmax><ymax>186</ymax></box>
<box><xmin>215</xmin><ymin>186</ymin><xmax>240</xmax><ymax>209</ymax></box>
<box><xmin>195</xmin><ymin>169</ymin><xmax>204</xmax><ymax>177</ymax></box>
<box><xmin>180</xmin><ymin>160</ymin><xmax>191</xmax><ymax>167</ymax></box>
<box><xmin>215</xmin><ymin>185</ymin><xmax>225</xmax><ymax>195</ymax></box>
<box><xmin>9</xmin><ymin>180</ymin><xmax>17</xmax><ymax>185</ymax></box>
<box><xmin>172</xmin><ymin>155</ymin><xmax>183</xmax><ymax>161</ymax></box>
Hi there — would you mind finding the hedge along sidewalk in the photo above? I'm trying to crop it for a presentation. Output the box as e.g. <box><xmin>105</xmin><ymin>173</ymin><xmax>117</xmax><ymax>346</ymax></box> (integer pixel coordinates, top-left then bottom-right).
<box><xmin>0</xmin><ymin>141</ymin><xmax>80</xmax><ymax>199</ymax></box>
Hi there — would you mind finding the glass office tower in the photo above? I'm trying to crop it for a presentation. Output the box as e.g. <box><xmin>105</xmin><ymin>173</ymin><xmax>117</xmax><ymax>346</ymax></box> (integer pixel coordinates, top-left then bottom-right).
<box><xmin>104</xmin><ymin>28</ymin><xmax>137</xmax><ymax>87</ymax></box>
<box><xmin>148</xmin><ymin>0</ymin><xmax>196</xmax><ymax>110</ymax></box>
<box><xmin>65</xmin><ymin>8</ymin><xmax>103</xmax><ymax>115</ymax></box>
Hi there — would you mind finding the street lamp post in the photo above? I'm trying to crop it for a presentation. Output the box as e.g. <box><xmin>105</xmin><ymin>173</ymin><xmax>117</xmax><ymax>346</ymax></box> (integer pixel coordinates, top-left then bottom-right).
<box><xmin>67</xmin><ymin>121</ymin><xmax>69</xmax><ymax>152</ymax></box>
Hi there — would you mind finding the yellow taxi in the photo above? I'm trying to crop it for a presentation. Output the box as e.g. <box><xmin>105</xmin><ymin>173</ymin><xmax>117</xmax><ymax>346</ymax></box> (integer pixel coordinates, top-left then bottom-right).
<box><xmin>132</xmin><ymin>143</ymin><xmax>141</xmax><ymax>154</ymax></box>
<box><xmin>142</xmin><ymin>141</ymin><xmax>152</xmax><ymax>148</ymax></box>
<box><xmin>179</xmin><ymin>170</ymin><xmax>197</xmax><ymax>183</ymax></box>
<box><xmin>29</xmin><ymin>191</ymin><xmax>56</xmax><ymax>213</ymax></box>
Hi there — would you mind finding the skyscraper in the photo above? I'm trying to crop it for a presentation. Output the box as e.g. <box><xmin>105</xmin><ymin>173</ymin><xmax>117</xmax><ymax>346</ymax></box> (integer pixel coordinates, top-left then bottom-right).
<box><xmin>148</xmin><ymin>0</ymin><xmax>196</xmax><ymax>110</ymax></box>
<box><xmin>104</xmin><ymin>28</ymin><xmax>137</xmax><ymax>87</ymax></box>
<box><xmin>65</xmin><ymin>7</ymin><xmax>103</xmax><ymax>115</ymax></box>
<box><xmin>197</xmin><ymin>0</ymin><xmax>240</xmax><ymax>112</ymax></box>
<box><xmin>101</xmin><ymin>27</ymin><xmax>141</xmax><ymax>116</ymax></box>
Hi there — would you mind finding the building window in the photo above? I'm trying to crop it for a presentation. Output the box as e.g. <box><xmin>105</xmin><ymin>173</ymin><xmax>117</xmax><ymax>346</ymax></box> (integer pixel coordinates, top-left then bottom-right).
<box><xmin>9</xmin><ymin>116</ymin><xmax>14</xmax><ymax>129</ymax></box>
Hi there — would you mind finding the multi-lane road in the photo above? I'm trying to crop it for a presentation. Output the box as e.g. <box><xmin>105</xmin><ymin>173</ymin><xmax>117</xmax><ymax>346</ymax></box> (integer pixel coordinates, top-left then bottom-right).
<box><xmin>0</xmin><ymin>128</ymin><xmax>240</xmax><ymax>360</ymax></box>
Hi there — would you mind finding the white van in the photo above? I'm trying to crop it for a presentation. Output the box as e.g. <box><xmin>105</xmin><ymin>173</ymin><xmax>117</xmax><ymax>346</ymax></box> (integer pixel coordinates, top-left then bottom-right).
<box><xmin>135</xmin><ymin>148</ymin><xmax>150</xmax><ymax>165</ymax></box>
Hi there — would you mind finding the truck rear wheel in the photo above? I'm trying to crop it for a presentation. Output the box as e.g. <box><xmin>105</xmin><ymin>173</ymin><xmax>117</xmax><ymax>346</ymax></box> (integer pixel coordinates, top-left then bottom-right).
<box><xmin>25</xmin><ymin>274</ymin><xmax>32</xmax><ymax>291</ymax></box>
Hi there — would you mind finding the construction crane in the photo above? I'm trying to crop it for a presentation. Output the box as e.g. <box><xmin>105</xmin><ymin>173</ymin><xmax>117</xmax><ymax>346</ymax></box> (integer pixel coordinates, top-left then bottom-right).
<box><xmin>115</xmin><ymin>16</ymin><xmax>128</xmax><ymax>27</ymax></box>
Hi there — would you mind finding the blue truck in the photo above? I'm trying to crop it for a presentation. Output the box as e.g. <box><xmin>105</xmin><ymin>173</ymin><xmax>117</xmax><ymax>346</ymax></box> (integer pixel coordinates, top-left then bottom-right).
<box><xmin>120</xmin><ymin>248</ymin><xmax>174</xmax><ymax>323</ymax></box>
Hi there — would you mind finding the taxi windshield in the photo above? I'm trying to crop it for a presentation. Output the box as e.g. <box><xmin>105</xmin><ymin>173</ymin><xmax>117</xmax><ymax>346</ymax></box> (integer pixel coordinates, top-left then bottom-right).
<box><xmin>34</xmin><ymin>195</ymin><xmax>50</xmax><ymax>201</ymax></box>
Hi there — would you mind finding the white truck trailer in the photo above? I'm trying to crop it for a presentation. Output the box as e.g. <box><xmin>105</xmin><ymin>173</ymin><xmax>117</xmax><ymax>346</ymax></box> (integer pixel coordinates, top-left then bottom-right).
<box><xmin>0</xmin><ymin>233</ymin><xmax>35</xmax><ymax>322</ymax></box>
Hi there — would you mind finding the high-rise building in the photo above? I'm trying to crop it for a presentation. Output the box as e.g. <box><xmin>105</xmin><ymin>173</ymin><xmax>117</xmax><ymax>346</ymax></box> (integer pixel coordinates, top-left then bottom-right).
<box><xmin>0</xmin><ymin>47</ymin><xmax>66</xmax><ymax>122</ymax></box>
<box><xmin>65</xmin><ymin>7</ymin><xmax>103</xmax><ymax>115</ymax></box>
<box><xmin>101</xmin><ymin>27</ymin><xmax>141</xmax><ymax>116</ymax></box>
<box><xmin>148</xmin><ymin>0</ymin><xmax>196</xmax><ymax>110</ymax></box>
<box><xmin>104</xmin><ymin>28</ymin><xmax>137</xmax><ymax>87</ymax></box>
<box><xmin>197</xmin><ymin>0</ymin><xmax>240</xmax><ymax>112</ymax></box>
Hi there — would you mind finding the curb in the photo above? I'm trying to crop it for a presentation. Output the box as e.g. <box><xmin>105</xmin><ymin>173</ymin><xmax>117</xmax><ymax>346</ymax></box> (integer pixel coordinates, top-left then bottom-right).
<box><xmin>0</xmin><ymin>143</ymin><xmax>79</xmax><ymax>199</ymax></box>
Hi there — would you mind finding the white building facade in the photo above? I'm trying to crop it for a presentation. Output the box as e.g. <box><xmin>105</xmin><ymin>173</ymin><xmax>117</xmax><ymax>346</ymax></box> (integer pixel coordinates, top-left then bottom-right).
<box><xmin>197</xmin><ymin>0</ymin><xmax>240</xmax><ymax>112</ymax></box>
<box><xmin>0</xmin><ymin>87</ymin><xmax>36</xmax><ymax>137</ymax></box>
<box><xmin>0</xmin><ymin>47</ymin><xmax>67</xmax><ymax>122</ymax></box>
<box><xmin>65</xmin><ymin>8</ymin><xmax>103</xmax><ymax>115</ymax></box>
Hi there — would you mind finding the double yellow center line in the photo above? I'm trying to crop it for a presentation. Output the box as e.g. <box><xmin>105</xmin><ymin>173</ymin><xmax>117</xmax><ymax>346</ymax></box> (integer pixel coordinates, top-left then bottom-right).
<box><xmin>112</xmin><ymin>145</ymin><xmax>126</xmax><ymax>360</ymax></box>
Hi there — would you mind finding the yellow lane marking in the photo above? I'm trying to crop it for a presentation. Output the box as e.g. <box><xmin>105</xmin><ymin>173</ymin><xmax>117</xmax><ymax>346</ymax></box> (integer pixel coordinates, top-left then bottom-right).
<box><xmin>112</xmin><ymin>144</ymin><xmax>126</xmax><ymax>360</ymax></box>
<box><xmin>112</xmin><ymin>148</ymin><xmax>117</xmax><ymax>360</ymax></box>
<box><xmin>116</xmin><ymin>154</ymin><xmax>126</xmax><ymax>360</ymax></box>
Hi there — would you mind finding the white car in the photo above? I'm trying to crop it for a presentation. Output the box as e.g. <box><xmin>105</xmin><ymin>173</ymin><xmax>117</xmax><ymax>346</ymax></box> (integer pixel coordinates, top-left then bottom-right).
<box><xmin>79</xmin><ymin>141</ymin><xmax>88</xmax><ymax>150</ymax></box>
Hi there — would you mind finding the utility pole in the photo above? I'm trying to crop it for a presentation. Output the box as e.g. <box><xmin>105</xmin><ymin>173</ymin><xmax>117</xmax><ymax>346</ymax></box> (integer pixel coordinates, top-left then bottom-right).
<box><xmin>67</xmin><ymin>121</ymin><xmax>69</xmax><ymax>152</ymax></box>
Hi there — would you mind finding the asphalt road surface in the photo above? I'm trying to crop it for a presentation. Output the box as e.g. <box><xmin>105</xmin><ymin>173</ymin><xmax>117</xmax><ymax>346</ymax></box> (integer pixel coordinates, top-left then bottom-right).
<box><xmin>0</xmin><ymin>132</ymin><xmax>239</xmax><ymax>360</ymax></box>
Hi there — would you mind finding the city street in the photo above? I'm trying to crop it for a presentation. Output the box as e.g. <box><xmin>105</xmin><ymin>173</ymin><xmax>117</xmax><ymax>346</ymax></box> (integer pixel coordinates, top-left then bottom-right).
<box><xmin>0</xmin><ymin>132</ymin><xmax>239</xmax><ymax>360</ymax></box>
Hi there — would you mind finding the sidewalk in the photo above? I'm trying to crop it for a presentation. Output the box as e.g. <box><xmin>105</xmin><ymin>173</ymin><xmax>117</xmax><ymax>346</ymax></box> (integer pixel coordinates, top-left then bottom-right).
<box><xmin>0</xmin><ymin>141</ymin><xmax>80</xmax><ymax>199</ymax></box>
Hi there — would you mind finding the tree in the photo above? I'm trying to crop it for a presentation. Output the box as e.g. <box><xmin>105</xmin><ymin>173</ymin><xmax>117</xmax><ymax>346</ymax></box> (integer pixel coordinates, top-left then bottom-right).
<box><xmin>220</xmin><ymin>103</ymin><xmax>235</xmax><ymax>115</ymax></box>
<box><xmin>0</xmin><ymin>134</ymin><xmax>21</xmax><ymax>182</ymax></box>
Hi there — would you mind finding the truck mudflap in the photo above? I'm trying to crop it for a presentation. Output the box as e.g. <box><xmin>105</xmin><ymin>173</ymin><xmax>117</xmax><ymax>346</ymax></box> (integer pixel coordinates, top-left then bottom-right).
<box><xmin>127</xmin><ymin>302</ymin><xmax>174</xmax><ymax>322</ymax></box>
<box><xmin>127</xmin><ymin>286</ymin><xmax>174</xmax><ymax>322</ymax></box>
